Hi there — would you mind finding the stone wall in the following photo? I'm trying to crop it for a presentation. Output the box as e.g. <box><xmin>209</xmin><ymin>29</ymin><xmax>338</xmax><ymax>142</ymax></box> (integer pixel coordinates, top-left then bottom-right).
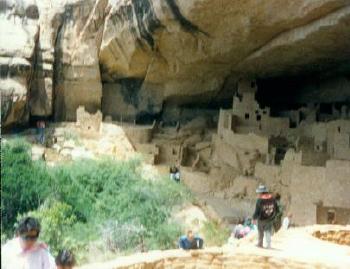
<box><xmin>76</xmin><ymin>106</ymin><xmax>102</xmax><ymax>132</ymax></box>
<box><xmin>290</xmin><ymin>160</ymin><xmax>350</xmax><ymax>225</ymax></box>
<box><xmin>313</xmin><ymin>230</ymin><xmax>350</xmax><ymax>246</ymax></box>
<box><xmin>77</xmin><ymin>247</ymin><xmax>346</xmax><ymax>269</ymax></box>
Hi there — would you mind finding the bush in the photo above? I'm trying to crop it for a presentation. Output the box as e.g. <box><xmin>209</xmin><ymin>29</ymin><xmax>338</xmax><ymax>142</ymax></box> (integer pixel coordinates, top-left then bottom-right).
<box><xmin>201</xmin><ymin>220</ymin><xmax>230</xmax><ymax>247</ymax></box>
<box><xmin>145</xmin><ymin>222</ymin><xmax>182</xmax><ymax>250</ymax></box>
<box><xmin>63</xmin><ymin>130</ymin><xmax>81</xmax><ymax>146</ymax></box>
<box><xmin>17</xmin><ymin>199</ymin><xmax>77</xmax><ymax>256</ymax></box>
<box><xmin>100</xmin><ymin>220</ymin><xmax>146</xmax><ymax>252</ymax></box>
<box><xmin>2</xmin><ymin>139</ymin><xmax>192</xmax><ymax>263</ymax></box>
<box><xmin>1</xmin><ymin>139</ymin><xmax>51</xmax><ymax>233</ymax></box>
<box><xmin>1</xmin><ymin>233</ymin><xmax>8</xmax><ymax>246</ymax></box>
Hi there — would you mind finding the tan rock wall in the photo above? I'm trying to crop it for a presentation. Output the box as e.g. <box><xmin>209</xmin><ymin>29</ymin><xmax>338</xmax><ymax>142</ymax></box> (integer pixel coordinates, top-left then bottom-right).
<box><xmin>290</xmin><ymin>160</ymin><xmax>350</xmax><ymax>225</ymax></box>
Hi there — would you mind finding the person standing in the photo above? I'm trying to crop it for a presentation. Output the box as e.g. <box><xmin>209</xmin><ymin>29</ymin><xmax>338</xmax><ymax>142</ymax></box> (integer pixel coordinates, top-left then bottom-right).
<box><xmin>1</xmin><ymin>217</ymin><xmax>55</xmax><ymax>269</ymax></box>
<box><xmin>37</xmin><ymin>120</ymin><xmax>46</xmax><ymax>145</ymax></box>
<box><xmin>170</xmin><ymin>166</ymin><xmax>180</xmax><ymax>182</ymax></box>
<box><xmin>252</xmin><ymin>185</ymin><xmax>278</xmax><ymax>249</ymax></box>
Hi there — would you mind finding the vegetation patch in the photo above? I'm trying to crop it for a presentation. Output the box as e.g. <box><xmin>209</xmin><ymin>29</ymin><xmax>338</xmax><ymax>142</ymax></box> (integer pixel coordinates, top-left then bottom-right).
<box><xmin>1</xmin><ymin>139</ymin><xmax>192</xmax><ymax>263</ymax></box>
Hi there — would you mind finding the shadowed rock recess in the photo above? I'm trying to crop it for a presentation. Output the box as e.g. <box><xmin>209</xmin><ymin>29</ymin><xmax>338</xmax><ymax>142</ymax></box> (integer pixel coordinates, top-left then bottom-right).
<box><xmin>1</xmin><ymin>0</ymin><xmax>350</xmax><ymax>126</ymax></box>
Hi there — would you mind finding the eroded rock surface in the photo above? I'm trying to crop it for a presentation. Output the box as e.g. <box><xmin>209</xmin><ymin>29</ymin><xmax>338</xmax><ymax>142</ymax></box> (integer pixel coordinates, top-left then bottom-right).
<box><xmin>1</xmin><ymin>0</ymin><xmax>350</xmax><ymax>126</ymax></box>
<box><xmin>77</xmin><ymin>226</ymin><xmax>350</xmax><ymax>269</ymax></box>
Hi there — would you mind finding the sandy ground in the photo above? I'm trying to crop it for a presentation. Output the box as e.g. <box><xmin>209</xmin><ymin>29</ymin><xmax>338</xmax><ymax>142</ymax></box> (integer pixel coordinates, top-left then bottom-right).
<box><xmin>78</xmin><ymin>226</ymin><xmax>350</xmax><ymax>269</ymax></box>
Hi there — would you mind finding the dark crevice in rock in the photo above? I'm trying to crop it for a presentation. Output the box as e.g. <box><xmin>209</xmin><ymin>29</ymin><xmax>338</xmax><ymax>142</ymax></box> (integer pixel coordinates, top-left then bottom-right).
<box><xmin>206</xmin><ymin>76</ymin><xmax>236</xmax><ymax>109</ymax></box>
<box><xmin>101</xmin><ymin>77</ymin><xmax>164</xmax><ymax>124</ymax></box>
<box><xmin>131</xmin><ymin>0</ymin><xmax>163</xmax><ymax>49</ymax></box>
<box><xmin>135</xmin><ymin>110</ymin><xmax>162</xmax><ymax>124</ymax></box>
<box><xmin>165</xmin><ymin>0</ymin><xmax>209</xmax><ymax>37</ymax></box>
<box><xmin>0</xmin><ymin>61</ymin><xmax>31</xmax><ymax>78</ymax></box>
<box><xmin>257</xmin><ymin>73</ymin><xmax>350</xmax><ymax>115</ymax></box>
<box><xmin>110</xmin><ymin>0</ymin><xmax>163</xmax><ymax>50</ymax></box>
<box><xmin>52</xmin><ymin>14</ymin><xmax>65</xmax><ymax>121</ymax></box>
<box><xmin>0</xmin><ymin>92</ymin><xmax>14</xmax><ymax>124</ymax></box>
<box><xmin>28</xmin><ymin>27</ymin><xmax>42</xmax><ymax>117</ymax></box>
<box><xmin>117</xmin><ymin>78</ymin><xmax>144</xmax><ymax>108</ymax></box>
<box><xmin>25</xmin><ymin>4</ymin><xmax>39</xmax><ymax>19</ymax></box>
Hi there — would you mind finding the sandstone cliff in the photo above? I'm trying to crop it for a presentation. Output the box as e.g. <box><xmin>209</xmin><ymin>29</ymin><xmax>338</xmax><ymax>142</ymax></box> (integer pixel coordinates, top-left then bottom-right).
<box><xmin>1</xmin><ymin>0</ymin><xmax>350</xmax><ymax>126</ymax></box>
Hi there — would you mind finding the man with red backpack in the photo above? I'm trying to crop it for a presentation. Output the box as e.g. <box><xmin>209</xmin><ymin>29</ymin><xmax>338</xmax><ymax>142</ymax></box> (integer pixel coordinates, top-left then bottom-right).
<box><xmin>252</xmin><ymin>185</ymin><xmax>279</xmax><ymax>249</ymax></box>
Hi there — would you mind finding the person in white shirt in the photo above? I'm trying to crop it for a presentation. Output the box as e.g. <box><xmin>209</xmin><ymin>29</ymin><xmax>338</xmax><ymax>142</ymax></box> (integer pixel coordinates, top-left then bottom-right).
<box><xmin>1</xmin><ymin>217</ymin><xmax>55</xmax><ymax>269</ymax></box>
<box><xmin>282</xmin><ymin>213</ymin><xmax>292</xmax><ymax>230</ymax></box>
<box><xmin>170</xmin><ymin>166</ymin><xmax>180</xmax><ymax>182</ymax></box>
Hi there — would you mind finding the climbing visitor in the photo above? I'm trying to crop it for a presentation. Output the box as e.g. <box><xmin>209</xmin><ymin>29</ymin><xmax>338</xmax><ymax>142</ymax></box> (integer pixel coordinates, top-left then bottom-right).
<box><xmin>1</xmin><ymin>217</ymin><xmax>55</xmax><ymax>269</ymax></box>
<box><xmin>252</xmin><ymin>185</ymin><xmax>279</xmax><ymax>249</ymax></box>
<box><xmin>273</xmin><ymin>193</ymin><xmax>284</xmax><ymax>233</ymax></box>
<box><xmin>55</xmin><ymin>249</ymin><xmax>76</xmax><ymax>269</ymax></box>
<box><xmin>179</xmin><ymin>230</ymin><xmax>204</xmax><ymax>250</ymax></box>
<box><xmin>170</xmin><ymin>165</ymin><xmax>180</xmax><ymax>182</ymax></box>
<box><xmin>37</xmin><ymin>120</ymin><xmax>46</xmax><ymax>145</ymax></box>
<box><xmin>233</xmin><ymin>217</ymin><xmax>257</xmax><ymax>239</ymax></box>
<box><xmin>233</xmin><ymin>219</ymin><xmax>245</xmax><ymax>239</ymax></box>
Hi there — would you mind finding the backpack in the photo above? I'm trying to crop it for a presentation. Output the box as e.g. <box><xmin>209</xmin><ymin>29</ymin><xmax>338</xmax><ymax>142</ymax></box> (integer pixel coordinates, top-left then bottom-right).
<box><xmin>260</xmin><ymin>198</ymin><xmax>276</xmax><ymax>220</ymax></box>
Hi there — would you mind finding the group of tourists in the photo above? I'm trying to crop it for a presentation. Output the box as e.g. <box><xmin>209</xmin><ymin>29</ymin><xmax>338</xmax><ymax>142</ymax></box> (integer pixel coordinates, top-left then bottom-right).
<box><xmin>3</xmin><ymin>171</ymin><xmax>289</xmax><ymax>267</ymax></box>
<box><xmin>178</xmin><ymin>184</ymin><xmax>292</xmax><ymax>250</ymax></box>
<box><xmin>169</xmin><ymin>167</ymin><xmax>289</xmax><ymax>249</ymax></box>
<box><xmin>2</xmin><ymin>217</ymin><xmax>75</xmax><ymax>269</ymax></box>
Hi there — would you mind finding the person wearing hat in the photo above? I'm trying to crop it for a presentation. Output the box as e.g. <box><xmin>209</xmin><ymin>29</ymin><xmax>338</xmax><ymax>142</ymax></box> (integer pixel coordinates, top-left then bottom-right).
<box><xmin>252</xmin><ymin>185</ymin><xmax>279</xmax><ymax>249</ymax></box>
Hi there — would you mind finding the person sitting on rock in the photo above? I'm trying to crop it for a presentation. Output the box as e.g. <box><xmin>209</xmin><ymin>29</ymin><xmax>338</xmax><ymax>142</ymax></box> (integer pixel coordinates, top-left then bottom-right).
<box><xmin>56</xmin><ymin>249</ymin><xmax>75</xmax><ymax>269</ymax></box>
<box><xmin>179</xmin><ymin>230</ymin><xmax>203</xmax><ymax>250</ymax></box>
<box><xmin>1</xmin><ymin>217</ymin><xmax>55</xmax><ymax>269</ymax></box>
<box><xmin>252</xmin><ymin>185</ymin><xmax>279</xmax><ymax>249</ymax></box>
<box><xmin>170</xmin><ymin>165</ymin><xmax>180</xmax><ymax>182</ymax></box>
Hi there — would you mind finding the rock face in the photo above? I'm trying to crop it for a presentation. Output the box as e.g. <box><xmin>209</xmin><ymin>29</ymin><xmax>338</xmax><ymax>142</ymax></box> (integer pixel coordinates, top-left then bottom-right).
<box><xmin>0</xmin><ymin>0</ymin><xmax>39</xmax><ymax>126</ymax></box>
<box><xmin>1</xmin><ymin>0</ymin><xmax>350</xmax><ymax>126</ymax></box>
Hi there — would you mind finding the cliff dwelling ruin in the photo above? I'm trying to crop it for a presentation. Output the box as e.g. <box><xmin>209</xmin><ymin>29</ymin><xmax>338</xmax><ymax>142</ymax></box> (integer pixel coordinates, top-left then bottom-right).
<box><xmin>101</xmin><ymin>78</ymin><xmax>349</xmax><ymax>227</ymax></box>
<box><xmin>1</xmin><ymin>0</ymin><xmax>350</xmax><ymax>233</ymax></box>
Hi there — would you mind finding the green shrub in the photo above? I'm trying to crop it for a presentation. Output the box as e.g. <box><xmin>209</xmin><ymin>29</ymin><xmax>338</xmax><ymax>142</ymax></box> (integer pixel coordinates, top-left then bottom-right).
<box><xmin>201</xmin><ymin>220</ymin><xmax>230</xmax><ymax>247</ymax></box>
<box><xmin>17</xmin><ymin>199</ymin><xmax>77</xmax><ymax>256</ymax></box>
<box><xmin>62</xmin><ymin>130</ymin><xmax>81</xmax><ymax>146</ymax></box>
<box><xmin>1</xmin><ymin>233</ymin><xmax>8</xmax><ymax>245</ymax></box>
<box><xmin>2</xmin><ymin>139</ymin><xmax>192</xmax><ymax>263</ymax></box>
<box><xmin>1</xmin><ymin>139</ymin><xmax>51</xmax><ymax>233</ymax></box>
<box><xmin>100</xmin><ymin>219</ymin><xmax>146</xmax><ymax>252</ymax></box>
<box><xmin>145</xmin><ymin>222</ymin><xmax>182</xmax><ymax>250</ymax></box>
